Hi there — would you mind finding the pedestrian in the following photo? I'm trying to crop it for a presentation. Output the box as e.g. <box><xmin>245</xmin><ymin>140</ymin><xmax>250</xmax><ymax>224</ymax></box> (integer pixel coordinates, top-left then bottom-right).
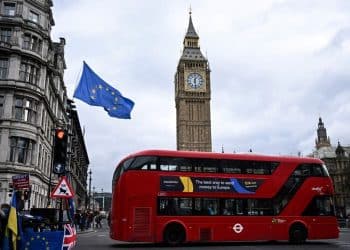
<box><xmin>80</xmin><ymin>211</ymin><xmax>87</xmax><ymax>231</ymax></box>
<box><xmin>87</xmin><ymin>211</ymin><xmax>93</xmax><ymax>229</ymax></box>
<box><xmin>107</xmin><ymin>211</ymin><xmax>111</xmax><ymax>227</ymax></box>
<box><xmin>95</xmin><ymin>214</ymin><xmax>102</xmax><ymax>229</ymax></box>
<box><xmin>0</xmin><ymin>204</ymin><xmax>10</xmax><ymax>248</ymax></box>
<box><xmin>74</xmin><ymin>211</ymin><xmax>81</xmax><ymax>231</ymax></box>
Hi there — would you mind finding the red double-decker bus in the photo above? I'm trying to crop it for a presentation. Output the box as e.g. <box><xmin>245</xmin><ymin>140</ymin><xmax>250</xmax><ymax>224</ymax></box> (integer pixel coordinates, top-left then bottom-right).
<box><xmin>110</xmin><ymin>150</ymin><xmax>339</xmax><ymax>244</ymax></box>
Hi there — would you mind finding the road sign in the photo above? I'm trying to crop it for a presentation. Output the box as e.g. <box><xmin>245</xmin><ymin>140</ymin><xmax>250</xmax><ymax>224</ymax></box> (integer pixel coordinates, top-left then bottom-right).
<box><xmin>12</xmin><ymin>174</ymin><xmax>30</xmax><ymax>189</ymax></box>
<box><xmin>51</xmin><ymin>176</ymin><xmax>74</xmax><ymax>198</ymax></box>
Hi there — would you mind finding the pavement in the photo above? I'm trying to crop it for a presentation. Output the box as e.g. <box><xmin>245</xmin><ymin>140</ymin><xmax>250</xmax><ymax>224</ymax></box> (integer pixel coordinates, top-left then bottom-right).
<box><xmin>77</xmin><ymin>228</ymin><xmax>95</xmax><ymax>234</ymax></box>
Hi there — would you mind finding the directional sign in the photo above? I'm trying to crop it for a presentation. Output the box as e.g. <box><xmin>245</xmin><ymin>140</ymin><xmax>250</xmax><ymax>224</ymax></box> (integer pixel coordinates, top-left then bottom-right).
<box><xmin>51</xmin><ymin>176</ymin><xmax>74</xmax><ymax>198</ymax></box>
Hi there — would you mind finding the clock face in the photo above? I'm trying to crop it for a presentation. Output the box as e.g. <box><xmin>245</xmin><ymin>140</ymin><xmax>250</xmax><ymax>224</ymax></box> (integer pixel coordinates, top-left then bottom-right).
<box><xmin>187</xmin><ymin>73</ymin><xmax>203</xmax><ymax>89</ymax></box>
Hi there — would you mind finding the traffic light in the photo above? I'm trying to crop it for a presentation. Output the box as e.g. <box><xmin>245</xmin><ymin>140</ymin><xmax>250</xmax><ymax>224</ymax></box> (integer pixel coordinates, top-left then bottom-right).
<box><xmin>8</xmin><ymin>182</ymin><xmax>13</xmax><ymax>197</ymax></box>
<box><xmin>53</xmin><ymin>128</ymin><xmax>68</xmax><ymax>175</ymax></box>
<box><xmin>23</xmin><ymin>189</ymin><xmax>30</xmax><ymax>200</ymax></box>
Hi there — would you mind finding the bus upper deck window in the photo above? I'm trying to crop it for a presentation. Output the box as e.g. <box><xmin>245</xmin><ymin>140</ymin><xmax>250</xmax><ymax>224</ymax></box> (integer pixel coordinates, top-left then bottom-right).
<box><xmin>128</xmin><ymin>156</ymin><xmax>157</xmax><ymax>170</ymax></box>
<box><xmin>159</xmin><ymin>157</ymin><xmax>192</xmax><ymax>172</ymax></box>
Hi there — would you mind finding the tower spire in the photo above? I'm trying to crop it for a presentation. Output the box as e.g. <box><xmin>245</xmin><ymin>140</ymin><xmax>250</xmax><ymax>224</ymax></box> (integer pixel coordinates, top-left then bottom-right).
<box><xmin>185</xmin><ymin>9</ymin><xmax>199</xmax><ymax>38</ymax></box>
<box><xmin>315</xmin><ymin>117</ymin><xmax>331</xmax><ymax>149</ymax></box>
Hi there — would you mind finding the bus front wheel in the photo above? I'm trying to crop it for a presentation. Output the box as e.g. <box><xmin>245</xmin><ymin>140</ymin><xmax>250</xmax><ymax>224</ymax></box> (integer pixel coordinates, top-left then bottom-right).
<box><xmin>289</xmin><ymin>223</ymin><xmax>307</xmax><ymax>244</ymax></box>
<box><xmin>163</xmin><ymin>223</ymin><xmax>186</xmax><ymax>245</ymax></box>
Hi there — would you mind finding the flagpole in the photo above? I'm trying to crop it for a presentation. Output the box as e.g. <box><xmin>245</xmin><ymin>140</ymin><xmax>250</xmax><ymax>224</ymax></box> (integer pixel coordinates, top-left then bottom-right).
<box><xmin>72</xmin><ymin>62</ymin><xmax>83</xmax><ymax>98</ymax></box>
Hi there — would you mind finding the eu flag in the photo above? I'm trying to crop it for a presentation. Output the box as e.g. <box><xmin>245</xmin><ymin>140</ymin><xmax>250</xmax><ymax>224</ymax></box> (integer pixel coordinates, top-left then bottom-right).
<box><xmin>73</xmin><ymin>61</ymin><xmax>135</xmax><ymax>119</ymax></box>
<box><xmin>20</xmin><ymin>230</ymin><xmax>64</xmax><ymax>250</ymax></box>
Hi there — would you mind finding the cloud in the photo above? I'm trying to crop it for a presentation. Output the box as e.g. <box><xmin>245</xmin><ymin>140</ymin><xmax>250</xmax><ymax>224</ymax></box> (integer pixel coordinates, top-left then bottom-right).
<box><xmin>51</xmin><ymin>0</ymin><xmax>350</xmax><ymax>191</ymax></box>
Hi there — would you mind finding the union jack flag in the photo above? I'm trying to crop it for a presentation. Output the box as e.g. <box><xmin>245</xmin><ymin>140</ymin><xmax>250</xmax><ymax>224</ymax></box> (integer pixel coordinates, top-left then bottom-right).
<box><xmin>62</xmin><ymin>223</ymin><xmax>77</xmax><ymax>250</ymax></box>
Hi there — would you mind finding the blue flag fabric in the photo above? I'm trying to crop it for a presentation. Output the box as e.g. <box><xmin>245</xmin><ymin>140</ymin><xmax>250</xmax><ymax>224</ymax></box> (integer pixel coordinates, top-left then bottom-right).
<box><xmin>68</xmin><ymin>198</ymin><xmax>75</xmax><ymax>222</ymax></box>
<box><xmin>20</xmin><ymin>230</ymin><xmax>64</xmax><ymax>250</ymax></box>
<box><xmin>73</xmin><ymin>61</ymin><xmax>135</xmax><ymax>119</ymax></box>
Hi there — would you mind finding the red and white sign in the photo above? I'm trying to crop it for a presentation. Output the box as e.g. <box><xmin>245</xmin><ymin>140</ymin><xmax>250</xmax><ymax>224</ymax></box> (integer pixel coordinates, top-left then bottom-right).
<box><xmin>51</xmin><ymin>176</ymin><xmax>74</xmax><ymax>198</ymax></box>
<box><xmin>12</xmin><ymin>174</ymin><xmax>30</xmax><ymax>189</ymax></box>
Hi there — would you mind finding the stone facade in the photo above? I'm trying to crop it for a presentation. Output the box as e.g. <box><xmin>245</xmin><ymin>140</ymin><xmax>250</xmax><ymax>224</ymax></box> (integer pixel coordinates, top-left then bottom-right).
<box><xmin>312</xmin><ymin>117</ymin><xmax>350</xmax><ymax>217</ymax></box>
<box><xmin>175</xmin><ymin>12</ymin><xmax>212</xmax><ymax>152</ymax></box>
<box><xmin>0</xmin><ymin>0</ymin><xmax>88</xmax><ymax>209</ymax></box>
<box><xmin>68</xmin><ymin>105</ymin><xmax>89</xmax><ymax>209</ymax></box>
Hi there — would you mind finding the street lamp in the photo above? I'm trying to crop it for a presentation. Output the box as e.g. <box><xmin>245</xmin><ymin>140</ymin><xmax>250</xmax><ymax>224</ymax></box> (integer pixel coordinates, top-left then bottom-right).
<box><xmin>101</xmin><ymin>188</ymin><xmax>105</xmax><ymax>211</ymax></box>
<box><xmin>88</xmin><ymin>169</ymin><xmax>92</xmax><ymax>210</ymax></box>
<box><xmin>92</xmin><ymin>186</ymin><xmax>95</xmax><ymax>212</ymax></box>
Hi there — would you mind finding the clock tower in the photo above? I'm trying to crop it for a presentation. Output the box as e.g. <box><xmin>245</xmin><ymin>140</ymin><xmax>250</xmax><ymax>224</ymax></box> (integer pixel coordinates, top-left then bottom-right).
<box><xmin>175</xmin><ymin>11</ymin><xmax>212</xmax><ymax>152</ymax></box>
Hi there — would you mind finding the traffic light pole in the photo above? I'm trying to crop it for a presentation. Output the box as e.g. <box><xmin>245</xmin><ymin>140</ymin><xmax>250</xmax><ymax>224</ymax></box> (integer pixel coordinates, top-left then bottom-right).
<box><xmin>47</xmin><ymin>131</ymin><xmax>56</xmax><ymax>207</ymax></box>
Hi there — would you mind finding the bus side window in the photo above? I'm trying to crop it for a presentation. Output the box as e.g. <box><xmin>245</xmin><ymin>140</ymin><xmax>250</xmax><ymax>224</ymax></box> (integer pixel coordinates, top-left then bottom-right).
<box><xmin>222</xmin><ymin>199</ymin><xmax>235</xmax><ymax>215</ymax></box>
<box><xmin>203</xmin><ymin>198</ymin><xmax>219</xmax><ymax>215</ymax></box>
<box><xmin>179</xmin><ymin>198</ymin><xmax>192</xmax><ymax>215</ymax></box>
<box><xmin>194</xmin><ymin>198</ymin><xmax>202</xmax><ymax>215</ymax></box>
<box><xmin>159</xmin><ymin>198</ymin><xmax>178</xmax><ymax>215</ymax></box>
<box><xmin>311</xmin><ymin>164</ymin><xmax>324</xmax><ymax>176</ymax></box>
<box><xmin>234</xmin><ymin>199</ymin><xmax>245</xmax><ymax>215</ymax></box>
<box><xmin>221</xmin><ymin>160</ymin><xmax>242</xmax><ymax>174</ymax></box>
<box><xmin>129</xmin><ymin>156</ymin><xmax>157</xmax><ymax>170</ymax></box>
<box><xmin>164</xmin><ymin>199</ymin><xmax>177</xmax><ymax>215</ymax></box>
<box><xmin>300</xmin><ymin>164</ymin><xmax>311</xmax><ymax>177</ymax></box>
<box><xmin>159</xmin><ymin>157</ymin><xmax>192</xmax><ymax>171</ymax></box>
<box><xmin>303</xmin><ymin>196</ymin><xmax>335</xmax><ymax>216</ymax></box>
<box><xmin>193</xmin><ymin>159</ymin><xmax>218</xmax><ymax>173</ymax></box>
<box><xmin>141</xmin><ymin>163</ymin><xmax>157</xmax><ymax>170</ymax></box>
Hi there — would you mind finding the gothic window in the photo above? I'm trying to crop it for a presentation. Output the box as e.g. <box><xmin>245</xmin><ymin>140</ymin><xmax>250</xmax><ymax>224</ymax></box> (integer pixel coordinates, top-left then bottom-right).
<box><xmin>48</xmin><ymin>87</ymin><xmax>54</xmax><ymax>108</ymax></box>
<box><xmin>0</xmin><ymin>95</ymin><xmax>4</xmax><ymax>117</ymax></box>
<box><xmin>3</xmin><ymin>2</ymin><xmax>16</xmax><ymax>16</ymax></box>
<box><xmin>9</xmin><ymin>137</ymin><xmax>35</xmax><ymax>164</ymax></box>
<box><xmin>38</xmin><ymin>144</ymin><xmax>41</xmax><ymax>169</ymax></box>
<box><xmin>0</xmin><ymin>58</ymin><xmax>9</xmax><ymax>79</ymax></box>
<box><xmin>23</xmin><ymin>33</ymin><xmax>42</xmax><ymax>53</ymax></box>
<box><xmin>13</xmin><ymin>96</ymin><xmax>38</xmax><ymax>124</ymax></box>
<box><xmin>29</xmin><ymin>10</ymin><xmax>39</xmax><ymax>23</ymax></box>
<box><xmin>0</xmin><ymin>27</ymin><xmax>12</xmax><ymax>43</ymax></box>
<box><xmin>19</xmin><ymin>59</ymin><xmax>40</xmax><ymax>85</ymax></box>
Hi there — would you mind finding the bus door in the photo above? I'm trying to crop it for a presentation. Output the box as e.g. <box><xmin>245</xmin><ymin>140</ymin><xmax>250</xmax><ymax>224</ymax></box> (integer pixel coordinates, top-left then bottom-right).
<box><xmin>224</xmin><ymin>199</ymin><xmax>273</xmax><ymax>241</ymax></box>
<box><xmin>229</xmin><ymin>217</ymin><xmax>273</xmax><ymax>241</ymax></box>
<box><xmin>128</xmin><ymin>197</ymin><xmax>155</xmax><ymax>242</ymax></box>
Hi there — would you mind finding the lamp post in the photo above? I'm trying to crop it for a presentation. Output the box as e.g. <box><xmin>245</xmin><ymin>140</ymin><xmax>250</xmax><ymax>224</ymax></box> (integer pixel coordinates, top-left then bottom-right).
<box><xmin>92</xmin><ymin>186</ymin><xmax>95</xmax><ymax>212</ymax></box>
<box><xmin>101</xmin><ymin>188</ymin><xmax>105</xmax><ymax>211</ymax></box>
<box><xmin>88</xmin><ymin>169</ymin><xmax>92</xmax><ymax>210</ymax></box>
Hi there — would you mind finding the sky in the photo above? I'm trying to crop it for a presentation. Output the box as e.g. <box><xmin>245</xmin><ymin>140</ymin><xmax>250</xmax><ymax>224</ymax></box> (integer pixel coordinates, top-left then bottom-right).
<box><xmin>51</xmin><ymin>0</ymin><xmax>350</xmax><ymax>192</ymax></box>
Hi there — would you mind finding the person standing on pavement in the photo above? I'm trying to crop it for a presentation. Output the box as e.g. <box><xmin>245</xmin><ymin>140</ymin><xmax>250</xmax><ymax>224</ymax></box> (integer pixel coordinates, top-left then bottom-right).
<box><xmin>107</xmin><ymin>211</ymin><xmax>111</xmax><ymax>227</ymax></box>
<box><xmin>0</xmin><ymin>204</ymin><xmax>10</xmax><ymax>249</ymax></box>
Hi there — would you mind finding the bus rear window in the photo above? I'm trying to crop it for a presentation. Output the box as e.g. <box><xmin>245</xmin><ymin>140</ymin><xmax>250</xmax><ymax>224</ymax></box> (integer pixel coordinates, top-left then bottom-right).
<box><xmin>112</xmin><ymin>158</ymin><xmax>133</xmax><ymax>189</ymax></box>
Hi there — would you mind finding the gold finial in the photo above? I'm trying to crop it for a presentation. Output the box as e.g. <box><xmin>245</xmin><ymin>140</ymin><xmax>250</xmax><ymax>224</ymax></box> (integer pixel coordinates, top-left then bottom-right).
<box><xmin>189</xmin><ymin>5</ymin><xmax>192</xmax><ymax>15</ymax></box>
